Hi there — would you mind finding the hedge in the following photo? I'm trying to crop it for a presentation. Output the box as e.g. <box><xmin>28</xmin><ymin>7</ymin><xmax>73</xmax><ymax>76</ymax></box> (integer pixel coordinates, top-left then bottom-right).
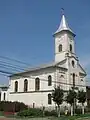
<box><xmin>44</xmin><ymin>110</ymin><xmax>57</xmax><ymax>117</ymax></box>
<box><xmin>17</xmin><ymin>108</ymin><xmax>43</xmax><ymax>117</ymax></box>
<box><xmin>0</xmin><ymin>101</ymin><xmax>28</xmax><ymax>112</ymax></box>
<box><xmin>17</xmin><ymin>108</ymin><xmax>57</xmax><ymax>117</ymax></box>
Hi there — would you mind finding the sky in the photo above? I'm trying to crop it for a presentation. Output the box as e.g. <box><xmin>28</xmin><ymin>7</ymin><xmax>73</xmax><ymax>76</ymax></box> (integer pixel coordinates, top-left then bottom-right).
<box><xmin>0</xmin><ymin>0</ymin><xmax>90</xmax><ymax>84</ymax></box>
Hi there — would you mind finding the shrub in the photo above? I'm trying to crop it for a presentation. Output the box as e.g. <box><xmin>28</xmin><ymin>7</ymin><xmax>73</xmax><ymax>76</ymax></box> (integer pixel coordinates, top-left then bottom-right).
<box><xmin>0</xmin><ymin>101</ymin><xmax>28</xmax><ymax>112</ymax></box>
<box><xmin>17</xmin><ymin>108</ymin><xmax>43</xmax><ymax>117</ymax></box>
<box><xmin>75</xmin><ymin>108</ymin><xmax>82</xmax><ymax>114</ymax></box>
<box><xmin>17</xmin><ymin>108</ymin><xmax>58</xmax><ymax>117</ymax></box>
<box><xmin>44</xmin><ymin>110</ymin><xmax>57</xmax><ymax>117</ymax></box>
<box><xmin>13</xmin><ymin>101</ymin><xmax>28</xmax><ymax>112</ymax></box>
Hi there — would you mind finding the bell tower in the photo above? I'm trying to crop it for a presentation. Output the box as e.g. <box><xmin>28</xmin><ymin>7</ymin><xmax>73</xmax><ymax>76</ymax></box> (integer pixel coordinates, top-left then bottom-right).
<box><xmin>53</xmin><ymin>12</ymin><xmax>76</xmax><ymax>62</ymax></box>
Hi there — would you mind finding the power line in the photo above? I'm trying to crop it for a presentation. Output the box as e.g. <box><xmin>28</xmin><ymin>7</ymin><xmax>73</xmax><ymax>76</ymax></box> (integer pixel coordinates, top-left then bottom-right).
<box><xmin>0</xmin><ymin>57</ymin><xmax>32</xmax><ymax>74</ymax></box>
<box><xmin>9</xmin><ymin>72</ymin><xmax>87</xmax><ymax>87</ymax></box>
<box><xmin>0</xmin><ymin>58</ymin><xmax>88</xmax><ymax>87</ymax></box>
<box><xmin>0</xmin><ymin>61</ymin><xmax>89</xmax><ymax>82</ymax></box>
<box><xmin>0</xmin><ymin>63</ymin><xmax>88</xmax><ymax>88</ymax></box>
<box><xmin>0</xmin><ymin>55</ymin><xmax>31</xmax><ymax>66</ymax></box>
<box><xmin>0</xmin><ymin>65</ymin><xmax>22</xmax><ymax>73</ymax></box>
<box><xmin>0</xmin><ymin>60</ymin><xmax>27</xmax><ymax>70</ymax></box>
<box><xmin>0</xmin><ymin>70</ymin><xmax>14</xmax><ymax>75</ymax></box>
<box><xmin>0</xmin><ymin>70</ymin><xmax>87</xmax><ymax>87</ymax></box>
<box><xmin>0</xmin><ymin>73</ymin><xmax>9</xmax><ymax>77</ymax></box>
<box><xmin>0</xmin><ymin>63</ymin><xmax>87</xmax><ymax>88</ymax></box>
<box><xmin>0</xmin><ymin>63</ymin><xmax>25</xmax><ymax>71</ymax></box>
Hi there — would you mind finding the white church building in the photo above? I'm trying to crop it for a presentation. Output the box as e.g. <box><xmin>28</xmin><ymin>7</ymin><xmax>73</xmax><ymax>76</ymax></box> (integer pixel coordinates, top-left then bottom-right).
<box><xmin>0</xmin><ymin>13</ymin><xmax>86</xmax><ymax>109</ymax></box>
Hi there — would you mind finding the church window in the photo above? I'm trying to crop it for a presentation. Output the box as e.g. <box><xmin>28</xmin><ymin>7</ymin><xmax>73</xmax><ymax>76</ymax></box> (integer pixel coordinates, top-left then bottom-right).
<box><xmin>15</xmin><ymin>81</ymin><xmax>18</xmax><ymax>92</ymax></box>
<box><xmin>72</xmin><ymin>60</ymin><xmax>75</xmax><ymax>67</ymax></box>
<box><xmin>3</xmin><ymin>93</ymin><xmax>6</xmax><ymax>101</ymax></box>
<box><xmin>48</xmin><ymin>75</ymin><xmax>52</xmax><ymax>86</ymax></box>
<box><xmin>73</xmin><ymin>73</ymin><xmax>75</xmax><ymax>87</ymax></box>
<box><xmin>60</xmin><ymin>75</ymin><xmax>64</xmax><ymax>78</ymax></box>
<box><xmin>48</xmin><ymin>94</ymin><xmax>52</xmax><ymax>104</ymax></box>
<box><xmin>81</xmin><ymin>79</ymin><xmax>83</xmax><ymax>81</ymax></box>
<box><xmin>35</xmin><ymin>77</ymin><xmax>40</xmax><ymax>91</ymax></box>
<box><xmin>70</xmin><ymin>44</ymin><xmax>72</xmax><ymax>52</ymax></box>
<box><xmin>24</xmin><ymin>79</ymin><xmax>28</xmax><ymax>92</ymax></box>
<box><xmin>60</xmin><ymin>75</ymin><xmax>64</xmax><ymax>81</ymax></box>
<box><xmin>59</xmin><ymin>44</ymin><xmax>62</xmax><ymax>52</ymax></box>
<box><xmin>60</xmin><ymin>75</ymin><xmax>64</xmax><ymax>89</ymax></box>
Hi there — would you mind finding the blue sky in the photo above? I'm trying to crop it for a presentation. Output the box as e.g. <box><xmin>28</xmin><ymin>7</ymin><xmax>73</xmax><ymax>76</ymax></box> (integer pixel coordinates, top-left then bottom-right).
<box><xmin>0</xmin><ymin>0</ymin><xmax>90</xmax><ymax>84</ymax></box>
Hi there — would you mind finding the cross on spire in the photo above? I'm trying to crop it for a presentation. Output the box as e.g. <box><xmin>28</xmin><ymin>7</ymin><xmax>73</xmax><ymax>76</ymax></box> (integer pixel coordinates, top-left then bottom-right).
<box><xmin>61</xmin><ymin>8</ymin><xmax>64</xmax><ymax>15</ymax></box>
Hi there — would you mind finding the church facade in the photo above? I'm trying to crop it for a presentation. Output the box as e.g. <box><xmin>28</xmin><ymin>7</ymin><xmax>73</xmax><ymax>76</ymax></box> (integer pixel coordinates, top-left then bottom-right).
<box><xmin>1</xmin><ymin>14</ymin><xmax>86</xmax><ymax>109</ymax></box>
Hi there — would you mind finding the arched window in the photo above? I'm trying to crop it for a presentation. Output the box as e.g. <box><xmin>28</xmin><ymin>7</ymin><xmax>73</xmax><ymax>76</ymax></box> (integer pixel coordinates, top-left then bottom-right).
<box><xmin>72</xmin><ymin>60</ymin><xmax>75</xmax><ymax>67</ymax></box>
<box><xmin>70</xmin><ymin>44</ymin><xmax>72</xmax><ymax>52</ymax></box>
<box><xmin>48</xmin><ymin>75</ymin><xmax>52</xmax><ymax>86</ymax></box>
<box><xmin>15</xmin><ymin>81</ymin><xmax>18</xmax><ymax>92</ymax></box>
<box><xmin>35</xmin><ymin>77</ymin><xmax>40</xmax><ymax>91</ymax></box>
<box><xmin>48</xmin><ymin>94</ymin><xmax>52</xmax><ymax>104</ymax></box>
<box><xmin>60</xmin><ymin>75</ymin><xmax>64</xmax><ymax>82</ymax></box>
<box><xmin>3</xmin><ymin>93</ymin><xmax>6</xmax><ymax>101</ymax></box>
<box><xmin>73</xmin><ymin>73</ymin><xmax>75</xmax><ymax>87</ymax></box>
<box><xmin>60</xmin><ymin>75</ymin><xmax>64</xmax><ymax>78</ymax></box>
<box><xmin>60</xmin><ymin>75</ymin><xmax>64</xmax><ymax>89</ymax></box>
<box><xmin>81</xmin><ymin>79</ymin><xmax>83</xmax><ymax>82</ymax></box>
<box><xmin>59</xmin><ymin>44</ymin><xmax>62</xmax><ymax>52</ymax></box>
<box><xmin>24</xmin><ymin>79</ymin><xmax>28</xmax><ymax>92</ymax></box>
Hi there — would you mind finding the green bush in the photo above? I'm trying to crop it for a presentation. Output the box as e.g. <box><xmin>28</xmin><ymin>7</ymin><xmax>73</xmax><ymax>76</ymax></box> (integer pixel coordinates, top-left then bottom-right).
<box><xmin>0</xmin><ymin>101</ymin><xmax>28</xmax><ymax>112</ymax></box>
<box><xmin>17</xmin><ymin>108</ymin><xmax>58</xmax><ymax>117</ymax></box>
<box><xmin>17</xmin><ymin>108</ymin><xmax>43</xmax><ymax>117</ymax></box>
<box><xmin>75</xmin><ymin>108</ymin><xmax>82</xmax><ymax>114</ymax></box>
<box><xmin>44</xmin><ymin>110</ymin><xmax>57</xmax><ymax>117</ymax></box>
<box><xmin>85</xmin><ymin>106</ymin><xmax>90</xmax><ymax>113</ymax></box>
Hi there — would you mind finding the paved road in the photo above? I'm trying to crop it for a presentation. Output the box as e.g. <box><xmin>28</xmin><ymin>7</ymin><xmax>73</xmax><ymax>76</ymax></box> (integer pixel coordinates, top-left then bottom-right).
<box><xmin>0</xmin><ymin>116</ymin><xmax>90</xmax><ymax>120</ymax></box>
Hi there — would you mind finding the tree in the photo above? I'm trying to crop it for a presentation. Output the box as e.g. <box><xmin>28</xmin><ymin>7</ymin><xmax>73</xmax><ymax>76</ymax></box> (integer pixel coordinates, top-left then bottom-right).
<box><xmin>52</xmin><ymin>86</ymin><xmax>64</xmax><ymax>117</ymax></box>
<box><xmin>77</xmin><ymin>90</ymin><xmax>86</xmax><ymax>114</ymax></box>
<box><xmin>66</xmin><ymin>89</ymin><xmax>77</xmax><ymax>116</ymax></box>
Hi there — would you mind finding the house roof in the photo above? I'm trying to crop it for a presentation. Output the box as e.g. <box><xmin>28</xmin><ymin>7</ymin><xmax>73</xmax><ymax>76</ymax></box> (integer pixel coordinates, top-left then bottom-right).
<box><xmin>0</xmin><ymin>85</ymin><xmax>9</xmax><ymax>89</ymax></box>
<box><xmin>10</xmin><ymin>60</ymin><xmax>67</xmax><ymax>77</ymax></box>
<box><xmin>79</xmin><ymin>64</ymin><xmax>87</xmax><ymax>75</ymax></box>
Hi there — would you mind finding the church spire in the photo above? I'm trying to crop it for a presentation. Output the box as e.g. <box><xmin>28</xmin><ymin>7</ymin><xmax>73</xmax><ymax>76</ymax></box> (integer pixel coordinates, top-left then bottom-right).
<box><xmin>54</xmin><ymin>11</ymin><xmax>75</xmax><ymax>36</ymax></box>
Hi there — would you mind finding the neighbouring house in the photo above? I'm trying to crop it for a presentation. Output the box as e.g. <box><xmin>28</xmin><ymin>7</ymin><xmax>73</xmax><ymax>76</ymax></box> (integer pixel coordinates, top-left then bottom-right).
<box><xmin>0</xmin><ymin>85</ymin><xmax>8</xmax><ymax>101</ymax></box>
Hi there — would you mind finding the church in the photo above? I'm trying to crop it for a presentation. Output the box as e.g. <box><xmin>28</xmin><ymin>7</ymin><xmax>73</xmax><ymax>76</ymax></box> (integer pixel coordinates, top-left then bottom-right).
<box><xmin>0</xmin><ymin>13</ymin><xmax>86</xmax><ymax>109</ymax></box>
